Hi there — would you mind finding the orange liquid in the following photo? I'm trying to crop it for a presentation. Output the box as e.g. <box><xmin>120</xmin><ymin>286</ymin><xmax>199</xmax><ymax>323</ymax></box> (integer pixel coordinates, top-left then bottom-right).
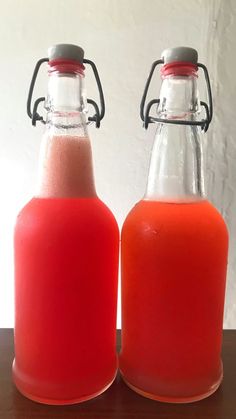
<box><xmin>13</xmin><ymin>197</ymin><xmax>119</xmax><ymax>404</ymax></box>
<box><xmin>120</xmin><ymin>200</ymin><xmax>228</xmax><ymax>402</ymax></box>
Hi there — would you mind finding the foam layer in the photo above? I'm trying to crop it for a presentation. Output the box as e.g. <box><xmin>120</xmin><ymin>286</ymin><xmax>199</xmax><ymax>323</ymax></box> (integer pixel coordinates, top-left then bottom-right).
<box><xmin>37</xmin><ymin>135</ymin><xmax>96</xmax><ymax>198</ymax></box>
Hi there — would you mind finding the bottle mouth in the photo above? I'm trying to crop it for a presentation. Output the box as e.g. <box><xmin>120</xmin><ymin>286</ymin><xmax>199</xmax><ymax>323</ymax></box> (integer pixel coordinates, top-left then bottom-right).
<box><xmin>161</xmin><ymin>61</ymin><xmax>198</xmax><ymax>77</ymax></box>
<box><xmin>48</xmin><ymin>59</ymin><xmax>85</xmax><ymax>75</ymax></box>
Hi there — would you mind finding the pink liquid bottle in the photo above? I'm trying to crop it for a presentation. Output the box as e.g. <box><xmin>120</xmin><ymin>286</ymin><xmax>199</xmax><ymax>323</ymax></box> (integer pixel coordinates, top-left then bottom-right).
<box><xmin>13</xmin><ymin>44</ymin><xmax>119</xmax><ymax>404</ymax></box>
<box><xmin>119</xmin><ymin>47</ymin><xmax>228</xmax><ymax>402</ymax></box>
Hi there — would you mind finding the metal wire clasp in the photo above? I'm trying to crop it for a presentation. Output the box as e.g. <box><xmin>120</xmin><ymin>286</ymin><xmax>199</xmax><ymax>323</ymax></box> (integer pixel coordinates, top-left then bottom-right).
<box><xmin>27</xmin><ymin>58</ymin><xmax>105</xmax><ymax>128</ymax></box>
<box><xmin>140</xmin><ymin>60</ymin><xmax>213</xmax><ymax>132</ymax></box>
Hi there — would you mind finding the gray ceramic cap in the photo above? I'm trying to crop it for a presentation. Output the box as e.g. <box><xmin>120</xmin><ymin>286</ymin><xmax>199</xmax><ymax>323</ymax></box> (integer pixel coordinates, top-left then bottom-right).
<box><xmin>161</xmin><ymin>47</ymin><xmax>198</xmax><ymax>64</ymax></box>
<box><xmin>48</xmin><ymin>44</ymin><xmax>84</xmax><ymax>64</ymax></box>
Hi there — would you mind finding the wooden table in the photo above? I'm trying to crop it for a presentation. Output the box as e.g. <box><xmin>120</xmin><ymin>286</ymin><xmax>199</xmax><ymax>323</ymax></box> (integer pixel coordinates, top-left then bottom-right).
<box><xmin>0</xmin><ymin>330</ymin><xmax>235</xmax><ymax>418</ymax></box>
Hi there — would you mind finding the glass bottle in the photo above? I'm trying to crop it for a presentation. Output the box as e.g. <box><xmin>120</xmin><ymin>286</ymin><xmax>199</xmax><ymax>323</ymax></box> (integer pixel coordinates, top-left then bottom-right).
<box><xmin>119</xmin><ymin>47</ymin><xmax>228</xmax><ymax>403</ymax></box>
<box><xmin>13</xmin><ymin>44</ymin><xmax>119</xmax><ymax>405</ymax></box>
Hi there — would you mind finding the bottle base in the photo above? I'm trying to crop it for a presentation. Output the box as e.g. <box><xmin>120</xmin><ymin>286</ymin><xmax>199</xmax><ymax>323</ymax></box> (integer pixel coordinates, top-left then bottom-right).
<box><xmin>120</xmin><ymin>371</ymin><xmax>223</xmax><ymax>404</ymax></box>
<box><xmin>13</xmin><ymin>369</ymin><xmax>117</xmax><ymax>405</ymax></box>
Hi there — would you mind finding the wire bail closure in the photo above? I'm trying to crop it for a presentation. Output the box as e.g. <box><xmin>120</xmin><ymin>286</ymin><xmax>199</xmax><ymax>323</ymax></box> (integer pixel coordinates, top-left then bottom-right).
<box><xmin>140</xmin><ymin>60</ymin><xmax>213</xmax><ymax>132</ymax></box>
<box><xmin>27</xmin><ymin>58</ymin><xmax>105</xmax><ymax>128</ymax></box>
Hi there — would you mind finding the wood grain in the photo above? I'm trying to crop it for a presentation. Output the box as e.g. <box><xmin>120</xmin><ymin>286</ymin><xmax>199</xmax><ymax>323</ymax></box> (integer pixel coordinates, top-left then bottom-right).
<box><xmin>0</xmin><ymin>330</ymin><xmax>235</xmax><ymax>419</ymax></box>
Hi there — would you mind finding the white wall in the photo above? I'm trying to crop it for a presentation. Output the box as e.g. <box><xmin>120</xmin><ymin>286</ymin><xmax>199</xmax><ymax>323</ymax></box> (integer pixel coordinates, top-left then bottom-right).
<box><xmin>0</xmin><ymin>0</ymin><xmax>235</xmax><ymax>328</ymax></box>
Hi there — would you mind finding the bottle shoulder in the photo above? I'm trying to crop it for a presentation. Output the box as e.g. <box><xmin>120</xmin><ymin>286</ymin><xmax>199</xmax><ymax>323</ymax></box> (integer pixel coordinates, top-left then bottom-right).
<box><xmin>16</xmin><ymin>197</ymin><xmax>119</xmax><ymax>236</ymax></box>
<box><xmin>122</xmin><ymin>199</ymin><xmax>228</xmax><ymax>241</ymax></box>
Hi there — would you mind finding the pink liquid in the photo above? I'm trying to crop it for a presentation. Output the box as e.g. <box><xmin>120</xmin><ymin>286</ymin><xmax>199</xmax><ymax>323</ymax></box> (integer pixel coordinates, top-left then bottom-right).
<box><xmin>13</xmin><ymin>136</ymin><xmax>119</xmax><ymax>404</ymax></box>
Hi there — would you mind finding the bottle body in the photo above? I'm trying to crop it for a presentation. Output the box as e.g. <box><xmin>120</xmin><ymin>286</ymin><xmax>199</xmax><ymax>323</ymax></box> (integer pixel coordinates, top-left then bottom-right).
<box><xmin>120</xmin><ymin>199</ymin><xmax>228</xmax><ymax>402</ymax></box>
<box><xmin>13</xmin><ymin>195</ymin><xmax>119</xmax><ymax>404</ymax></box>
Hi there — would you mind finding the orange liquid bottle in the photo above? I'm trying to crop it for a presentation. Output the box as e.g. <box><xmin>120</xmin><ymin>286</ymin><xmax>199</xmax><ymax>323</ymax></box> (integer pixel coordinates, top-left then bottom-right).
<box><xmin>119</xmin><ymin>47</ymin><xmax>228</xmax><ymax>403</ymax></box>
<box><xmin>13</xmin><ymin>44</ymin><xmax>119</xmax><ymax>404</ymax></box>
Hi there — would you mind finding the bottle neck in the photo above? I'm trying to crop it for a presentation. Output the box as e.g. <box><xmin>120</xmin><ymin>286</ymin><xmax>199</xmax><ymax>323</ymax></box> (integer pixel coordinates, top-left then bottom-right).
<box><xmin>145</xmin><ymin>74</ymin><xmax>205</xmax><ymax>202</ymax></box>
<box><xmin>36</xmin><ymin>70</ymin><xmax>96</xmax><ymax>198</ymax></box>
<box><xmin>45</xmin><ymin>71</ymin><xmax>88</xmax><ymax>136</ymax></box>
